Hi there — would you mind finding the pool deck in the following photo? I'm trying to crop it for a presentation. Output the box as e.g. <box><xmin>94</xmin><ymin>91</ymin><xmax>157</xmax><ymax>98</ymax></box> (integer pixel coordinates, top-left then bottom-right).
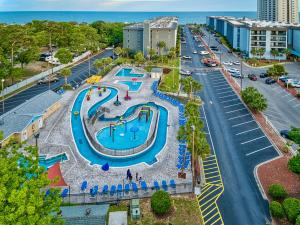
<box><xmin>29</xmin><ymin>66</ymin><xmax>192</xmax><ymax>194</ymax></box>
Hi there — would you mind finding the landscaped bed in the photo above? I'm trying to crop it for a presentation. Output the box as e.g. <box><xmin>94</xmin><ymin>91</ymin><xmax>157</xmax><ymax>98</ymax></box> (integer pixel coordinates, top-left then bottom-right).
<box><xmin>107</xmin><ymin>195</ymin><xmax>203</xmax><ymax>225</ymax></box>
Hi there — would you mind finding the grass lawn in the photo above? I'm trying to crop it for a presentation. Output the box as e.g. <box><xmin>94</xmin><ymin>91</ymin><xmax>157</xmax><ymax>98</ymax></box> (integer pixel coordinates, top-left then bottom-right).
<box><xmin>107</xmin><ymin>195</ymin><xmax>203</xmax><ymax>225</ymax></box>
<box><xmin>158</xmin><ymin>68</ymin><xmax>180</xmax><ymax>93</ymax></box>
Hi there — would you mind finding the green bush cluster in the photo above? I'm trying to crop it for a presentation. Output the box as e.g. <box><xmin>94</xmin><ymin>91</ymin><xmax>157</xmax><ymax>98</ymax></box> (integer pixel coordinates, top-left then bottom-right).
<box><xmin>270</xmin><ymin>201</ymin><xmax>285</xmax><ymax>218</ymax></box>
<box><xmin>151</xmin><ymin>191</ymin><xmax>171</xmax><ymax>215</ymax></box>
<box><xmin>268</xmin><ymin>184</ymin><xmax>288</xmax><ymax>200</ymax></box>
<box><xmin>282</xmin><ymin>198</ymin><xmax>300</xmax><ymax>223</ymax></box>
<box><xmin>296</xmin><ymin>215</ymin><xmax>300</xmax><ymax>225</ymax></box>
<box><xmin>241</xmin><ymin>87</ymin><xmax>267</xmax><ymax>112</ymax></box>
<box><xmin>288</xmin><ymin>154</ymin><xmax>300</xmax><ymax>174</ymax></box>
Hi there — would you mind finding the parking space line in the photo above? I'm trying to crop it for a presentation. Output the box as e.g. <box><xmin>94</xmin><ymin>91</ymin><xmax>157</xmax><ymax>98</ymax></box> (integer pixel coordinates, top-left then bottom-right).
<box><xmin>282</xmin><ymin>93</ymin><xmax>291</xmax><ymax>98</ymax></box>
<box><xmin>213</xmin><ymin>84</ymin><xmax>229</xmax><ymax>88</ymax></box>
<box><xmin>221</xmin><ymin>99</ymin><xmax>239</xmax><ymax>103</ymax></box>
<box><xmin>219</xmin><ymin>94</ymin><xmax>237</xmax><ymax>99</ymax></box>
<box><xmin>235</xmin><ymin>127</ymin><xmax>259</xmax><ymax>136</ymax></box>
<box><xmin>241</xmin><ymin>136</ymin><xmax>266</xmax><ymax>145</ymax></box>
<box><xmin>224</xmin><ymin>102</ymin><xmax>243</xmax><ymax>108</ymax></box>
<box><xmin>216</xmin><ymin>87</ymin><xmax>231</xmax><ymax>91</ymax></box>
<box><xmin>228</xmin><ymin>114</ymin><xmax>250</xmax><ymax>120</ymax></box>
<box><xmin>217</xmin><ymin>90</ymin><xmax>233</xmax><ymax>95</ymax></box>
<box><xmin>232</xmin><ymin>120</ymin><xmax>255</xmax><ymax>127</ymax></box>
<box><xmin>203</xmin><ymin>158</ymin><xmax>217</xmax><ymax>163</ymax></box>
<box><xmin>212</xmin><ymin>81</ymin><xmax>226</xmax><ymax>85</ymax></box>
<box><xmin>205</xmin><ymin>166</ymin><xmax>219</xmax><ymax>171</ymax></box>
<box><xmin>293</xmin><ymin>103</ymin><xmax>300</xmax><ymax>108</ymax></box>
<box><xmin>226</xmin><ymin>108</ymin><xmax>245</xmax><ymax>114</ymax></box>
<box><xmin>246</xmin><ymin>145</ymin><xmax>273</xmax><ymax>156</ymax></box>
<box><xmin>288</xmin><ymin>98</ymin><xmax>297</xmax><ymax>102</ymax></box>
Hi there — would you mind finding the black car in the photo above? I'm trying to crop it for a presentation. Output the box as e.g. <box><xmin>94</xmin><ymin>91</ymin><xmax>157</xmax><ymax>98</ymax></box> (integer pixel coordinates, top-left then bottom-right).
<box><xmin>265</xmin><ymin>77</ymin><xmax>276</xmax><ymax>85</ymax></box>
<box><xmin>248</xmin><ymin>74</ymin><xmax>257</xmax><ymax>81</ymax></box>
<box><xmin>280</xmin><ymin>130</ymin><xmax>290</xmax><ymax>139</ymax></box>
<box><xmin>260</xmin><ymin>73</ymin><xmax>268</xmax><ymax>78</ymax></box>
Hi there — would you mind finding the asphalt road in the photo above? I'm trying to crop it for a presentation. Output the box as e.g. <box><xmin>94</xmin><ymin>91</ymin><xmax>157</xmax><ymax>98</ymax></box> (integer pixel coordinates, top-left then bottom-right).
<box><xmin>183</xmin><ymin>26</ymin><xmax>280</xmax><ymax>225</ymax></box>
<box><xmin>0</xmin><ymin>49</ymin><xmax>113</xmax><ymax>116</ymax></box>
<box><xmin>201</xmin><ymin>28</ymin><xmax>300</xmax><ymax>133</ymax></box>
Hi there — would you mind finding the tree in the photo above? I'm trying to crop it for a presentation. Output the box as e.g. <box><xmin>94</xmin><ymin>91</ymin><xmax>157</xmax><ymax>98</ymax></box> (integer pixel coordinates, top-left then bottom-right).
<box><xmin>114</xmin><ymin>47</ymin><xmax>123</xmax><ymax>56</ymax></box>
<box><xmin>0</xmin><ymin>142</ymin><xmax>63</xmax><ymax>224</ymax></box>
<box><xmin>149</xmin><ymin>48</ymin><xmax>156</xmax><ymax>61</ymax></box>
<box><xmin>282</xmin><ymin>197</ymin><xmax>300</xmax><ymax>223</ymax></box>
<box><xmin>17</xmin><ymin>47</ymin><xmax>39</xmax><ymax>69</ymax></box>
<box><xmin>134</xmin><ymin>51</ymin><xmax>145</xmax><ymax>66</ymax></box>
<box><xmin>288</xmin><ymin>154</ymin><xmax>300</xmax><ymax>174</ymax></box>
<box><xmin>268</xmin><ymin>184</ymin><xmax>288</xmax><ymax>200</ymax></box>
<box><xmin>151</xmin><ymin>191</ymin><xmax>171</xmax><ymax>215</ymax></box>
<box><xmin>60</xmin><ymin>68</ymin><xmax>72</xmax><ymax>85</ymax></box>
<box><xmin>241</xmin><ymin>87</ymin><xmax>267</xmax><ymax>112</ymax></box>
<box><xmin>270</xmin><ymin>49</ymin><xmax>279</xmax><ymax>61</ymax></box>
<box><xmin>296</xmin><ymin>215</ymin><xmax>300</xmax><ymax>225</ymax></box>
<box><xmin>184</xmin><ymin>101</ymin><xmax>200</xmax><ymax>118</ymax></box>
<box><xmin>93</xmin><ymin>58</ymin><xmax>105</xmax><ymax>73</ymax></box>
<box><xmin>122</xmin><ymin>48</ymin><xmax>130</xmax><ymax>58</ymax></box>
<box><xmin>267</xmin><ymin>64</ymin><xmax>287</xmax><ymax>80</ymax></box>
<box><xmin>180</xmin><ymin>77</ymin><xmax>202</xmax><ymax>100</ymax></box>
<box><xmin>251</xmin><ymin>48</ymin><xmax>258</xmax><ymax>58</ymax></box>
<box><xmin>168</xmin><ymin>47</ymin><xmax>177</xmax><ymax>59</ymax></box>
<box><xmin>270</xmin><ymin>201</ymin><xmax>285</xmax><ymax>218</ymax></box>
<box><xmin>288</xmin><ymin>127</ymin><xmax>300</xmax><ymax>145</ymax></box>
<box><xmin>55</xmin><ymin>48</ymin><xmax>73</xmax><ymax>65</ymax></box>
<box><xmin>157</xmin><ymin>41</ymin><xmax>166</xmax><ymax>56</ymax></box>
<box><xmin>258</xmin><ymin>48</ymin><xmax>266</xmax><ymax>60</ymax></box>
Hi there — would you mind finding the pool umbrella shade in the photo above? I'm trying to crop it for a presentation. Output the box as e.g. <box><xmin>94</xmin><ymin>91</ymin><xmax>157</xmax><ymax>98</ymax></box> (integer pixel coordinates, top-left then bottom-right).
<box><xmin>81</xmin><ymin>181</ymin><xmax>88</xmax><ymax>191</ymax></box>
<box><xmin>130</xmin><ymin>126</ymin><xmax>139</xmax><ymax>140</ymax></box>
<box><xmin>102</xmin><ymin>163</ymin><xmax>110</xmax><ymax>171</ymax></box>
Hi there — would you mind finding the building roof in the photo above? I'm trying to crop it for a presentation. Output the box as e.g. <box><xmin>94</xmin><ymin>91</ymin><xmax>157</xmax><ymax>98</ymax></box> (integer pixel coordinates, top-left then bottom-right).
<box><xmin>0</xmin><ymin>90</ymin><xmax>61</xmax><ymax>140</ymax></box>
<box><xmin>124</xmin><ymin>16</ymin><xmax>178</xmax><ymax>31</ymax></box>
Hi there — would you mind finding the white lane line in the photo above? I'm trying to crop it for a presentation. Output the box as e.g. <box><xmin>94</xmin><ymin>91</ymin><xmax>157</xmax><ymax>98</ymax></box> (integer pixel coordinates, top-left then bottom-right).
<box><xmin>226</xmin><ymin>108</ymin><xmax>246</xmax><ymax>114</ymax></box>
<box><xmin>293</xmin><ymin>103</ymin><xmax>300</xmax><ymax>108</ymax></box>
<box><xmin>228</xmin><ymin>114</ymin><xmax>250</xmax><ymax>120</ymax></box>
<box><xmin>217</xmin><ymin>87</ymin><xmax>231</xmax><ymax>91</ymax></box>
<box><xmin>224</xmin><ymin>102</ymin><xmax>243</xmax><ymax>108</ymax></box>
<box><xmin>246</xmin><ymin>145</ymin><xmax>273</xmax><ymax>156</ymax></box>
<box><xmin>213</xmin><ymin>81</ymin><xmax>226</xmax><ymax>85</ymax></box>
<box><xmin>213</xmin><ymin>84</ymin><xmax>229</xmax><ymax>88</ymax></box>
<box><xmin>264</xmin><ymin>113</ymin><xmax>290</xmax><ymax>123</ymax></box>
<box><xmin>210</xmin><ymin>78</ymin><xmax>224</xmax><ymax>82</ymax></box>
<box><xmin>235</xmin><ymin>127</ymin><xmax>259</xmax><ymax>136</ymax></box>
<box><xmin>217</xmin><ymin>90</ymin><xmax>233</xmax><ymax>95</ymax></box>
<box><xmin>201</xmin><ymin>105</ymin><xmax>216</xmax><ymax>155</ymax></box>
<box><xmin>219</xmin><ymin>94</ymin><xmax>237</xmax><ymax>99</ymax></box>
<box><xmin>241</xmin><ymin>136</ymin><xmax>266</xmax><ymax>145</ymax></box>
<box><xmin>288</xmin><ymin>98</ymin><xmax>297</xmax><ymax>103</ymax></box>
<box><xmin>232</xmin><ymin>120</ymin><xmax>255</xmax><ymax>127</ymax></box>
<box><xmin>282</xmin><ymin>93</ymin><xmax>291</xmax><ymax>98</ymax></box>
<box><xmin>221</xmin><ymin>99</ymin><xmax>239</xmax><ymax>103</ymax></box>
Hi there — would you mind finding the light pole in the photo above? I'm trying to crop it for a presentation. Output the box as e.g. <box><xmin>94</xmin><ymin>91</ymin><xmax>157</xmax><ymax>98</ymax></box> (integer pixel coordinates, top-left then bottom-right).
<box><xmin>240</xmin><ymin>59</ymin><xmax>243</xmax><ymax>91</ymax></box>
<box><xmin>1</xmin><ymin>79</ymin><xmax>5</xmax><ymax>115</ymax></box>
<box><xmin>191</xmin><ymin>125</ymin><xmax>195</xmax><ymax>189</ymax></box>
<box><xmin>34</xmin><ymin>132</ymin><xmax>40</xmax><ymax>148</ymax></box>
<box><xmin>88</xmin><ymin>52</ymin><xmax>91</xmax><ymax>77</ymax></box>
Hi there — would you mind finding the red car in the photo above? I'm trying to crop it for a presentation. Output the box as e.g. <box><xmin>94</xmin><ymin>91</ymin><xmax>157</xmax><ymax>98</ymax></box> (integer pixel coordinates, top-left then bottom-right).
<box><xmin>248</xmin><ymin>74</ymin><xmax>257</xmax><ymax>81</ymax></box>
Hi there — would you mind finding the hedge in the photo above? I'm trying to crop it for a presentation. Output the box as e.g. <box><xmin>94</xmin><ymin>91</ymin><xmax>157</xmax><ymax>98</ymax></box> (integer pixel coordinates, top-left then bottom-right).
<box><xmin>270</xmin><ymin>201</ymin><xmax>285</xmax><ymax>218</ymax></box>
<box><xmin>288</xmin><ymin>154</ymin><xmax>300</xmax><ymax>174</ymax></box>
<box><xmin>268</xmin><ymin>184</ymin><xmax>288</xmax><ymax>200</ymax></box>
<box><xmin>296</xmin><ymin>215</ymin><xmax>300</xmax><ymax>225</ymax></box>
<box><xmin>151</xmin><ymin>191</ymin><xmax>171</xmax><ymax>215</ymax></box>
<box><xmin>282</xmin><ymin>197</ymin><xmax>300</xmax><ymax>223</ymax></box>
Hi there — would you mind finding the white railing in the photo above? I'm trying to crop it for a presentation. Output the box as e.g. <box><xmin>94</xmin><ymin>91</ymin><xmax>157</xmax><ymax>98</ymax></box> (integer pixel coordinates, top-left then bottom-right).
<box><xmin>0</xmin><ymin>51</ymin><xmax>91</xmax><ymax>97</ymax></box>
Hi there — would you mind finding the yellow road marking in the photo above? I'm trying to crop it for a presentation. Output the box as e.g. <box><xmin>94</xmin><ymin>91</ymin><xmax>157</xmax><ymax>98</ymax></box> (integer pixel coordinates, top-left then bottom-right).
<box><xmin>199</xmin><ymin>186</ymin><xmax>222</xmax><ymax>202</ymax></box>
<box><xmin>205</xmin><ymin>212</ymin><xmax>220</xmax><ymax>224</ymax></box>
<box><xmin>211</xmin><ymin>217</ymin><xmax>222</xmax><ymax>225</ymax></box>
<box><xmin>204</xmin><ymin>166</ymin><xmax>219</xmax><ymax>171</ymax></box>
<box><xmin>205</xmin><ymin>170</ymin><xmax>220</xmax><ymax>175</ymax></box>
<box><xmin>205</xmin><ymin>174</ymin><xmax>221</xmax><ymax>180</ymax></box>
<box><xmin>203</xmin><ymin>205</ymin><xmax>218</xmax><ymax>217</ymax></box>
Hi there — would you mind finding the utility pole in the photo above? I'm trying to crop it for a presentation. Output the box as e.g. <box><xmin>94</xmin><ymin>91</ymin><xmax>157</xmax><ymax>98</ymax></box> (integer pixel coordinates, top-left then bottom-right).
<box><xmin>191</xmin><ymin>125</ymin><xmax>195</xmax><ymax>189</ymax></box>
<box><xmin>240</xmin><ymin>59</ymin><xmax>243</xmax><ymax>91</ymax></box>
<box><xmin>1</xmin><ymin>79</ymin><xmax>4</xmax><ymax>115</ymax></box>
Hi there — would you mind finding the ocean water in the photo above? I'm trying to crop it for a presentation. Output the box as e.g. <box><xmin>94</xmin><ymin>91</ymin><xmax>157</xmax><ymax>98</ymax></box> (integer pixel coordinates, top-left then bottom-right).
<box><xmin>0</xmin><ymin>11</ymin><xmax>258</xmax><ymax>24</ymax></box>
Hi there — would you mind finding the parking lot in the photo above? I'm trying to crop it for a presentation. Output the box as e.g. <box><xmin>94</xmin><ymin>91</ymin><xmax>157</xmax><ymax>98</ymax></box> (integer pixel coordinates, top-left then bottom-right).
<box><xmin>183</xmin><ymin>26</ymin><xmax>279</xmax><ymax>225</ymax></box>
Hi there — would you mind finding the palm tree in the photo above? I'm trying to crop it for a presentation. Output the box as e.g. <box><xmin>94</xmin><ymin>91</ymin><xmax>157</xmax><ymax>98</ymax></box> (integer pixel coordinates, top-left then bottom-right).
<box><xmin>61</xmin><ymin>68</ymin><xmax>72</xmax><ymax>85</ymax></box>
<box><xmin>180</xmin><ymin>77</ymin><xmax>202</xmax><ymax>100</ymax></box>
<box><xmin>93</xmin><ymin>58</ymin><xmax>105</xmax><ymax>73</ymax></box>
<box><xmin>114</xmin><ymin>47</ymin><xmax>123</xmax><ymax>57</ymax></box>
<box><xmin>271</xmin><ymin>49</ymin><xmax>279</xmax><ymax>60</ymax></box>
<box><xmin>258</xmin><ymin>48</ymin><xmax>266</xmax><ymax>60</ymax></box>
<box><xmin>251</xmin><ymin>48</ymin><xmax>258</xmax><ymax>58</ymax></box>
<box><xmin>157</xmin><ymin>41</ymin><xmax>166</xmax><ymax>56</ymax></box>
<box><xmin>149</xmin><ymin>48</ymin><xmax>156</xmax><ymax>61</ymax></box>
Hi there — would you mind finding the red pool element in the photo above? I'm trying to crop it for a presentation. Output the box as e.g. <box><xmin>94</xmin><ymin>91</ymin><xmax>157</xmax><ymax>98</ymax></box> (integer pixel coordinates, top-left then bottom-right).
<box><xmin>124</xmin><ymin>90</ymin><xmax>131</xmax><ymax>101</ymax></box>
<box><xmin>132</xmin><ymin>78</ymin><xmax>138</xmax><ymax>82</ymax></box>
<box><xmin>47</xmin><ymin>162</ymin><xmax>68</xmax><ymax>187</ymax></box>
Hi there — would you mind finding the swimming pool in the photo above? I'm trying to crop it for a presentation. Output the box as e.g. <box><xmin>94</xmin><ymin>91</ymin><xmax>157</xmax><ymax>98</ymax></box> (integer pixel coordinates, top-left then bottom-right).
<box><xmin>118</xmin><ymin>81</ymin><xmax>142</xmax><ymax>92</ymax></box>
<box><xmin>39</xmin><ymin>153</ymin><xmax>68</xmax><ymax>169</ymax></box>
<box><xmin>96</xmin><ymin>110</ymin><xmax>153</xmax><ymax>150</ymax></box>
<box><xmin>71</xmin><ymin>87</ymin><xmax>168</xmax><ymax>167</ymax></box>
<box><xmin>115</xmin><ymin>68</ymin><xmax>144</xmax><ymax>77</ymax></box>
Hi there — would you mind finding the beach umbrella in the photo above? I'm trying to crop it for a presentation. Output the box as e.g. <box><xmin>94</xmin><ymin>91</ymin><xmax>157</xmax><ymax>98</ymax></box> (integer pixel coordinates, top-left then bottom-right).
<box><xmin>102</xmin><ymin>162</ymin><xmax>110</xmax><ymax>171</ymax></box>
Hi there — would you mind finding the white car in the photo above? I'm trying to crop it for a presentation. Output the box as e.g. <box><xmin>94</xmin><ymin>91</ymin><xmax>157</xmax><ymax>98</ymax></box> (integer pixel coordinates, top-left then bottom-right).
<box><xmin>233</xmin><ymin>61</ymin><xmax>240</xmax><ymax>65</ymax></box>
<box><xmin>182</xmin><ymin>56</ymin><xmax>192</xmax><ymax>60</ymax></box>
<box><xmin>227</xmin><ymin>68</ymin><xmax>239</xmax><ymax>73</ymax></box>
<box><xmin>180</xmin><ymin>70</ymin><xmax>192</xmax><ymax>76</ymax></box>
<box><xmin>290</xmin><ymin>80</ymin><xmax>300</xmax><ymax>88</ymax></box>
<box><xmin>200</xmin><ymin>51</ymin><xmax>209</xmax><ymax>55</ymax></box>
<box><xmin>198</xmin><ymin>44</ymin><xmax>204</xmax><ymax>48</ymax></box>
<box><xmin>193</xmin><ymin>51</ymin><xmax>198</xmax><ymax>54</ymax></box>
<box><xmin>223</xmin><ymin>62</ymin><xmax>233</xmax><ymax>66</ymax></box>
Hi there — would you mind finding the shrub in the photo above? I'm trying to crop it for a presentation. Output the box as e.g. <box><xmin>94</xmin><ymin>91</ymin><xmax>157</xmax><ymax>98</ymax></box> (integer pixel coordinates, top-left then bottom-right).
<box><xmin>296</xmin><ymin>215</ymin><xmax>300</xmax><ymax>225</ymax></box>
<box><xmin>268</xmin><ymin>184</ymin><xmax>288</xmax><ymax>200</ymax></box>
<box><xmin>270</xmin><ymin>201</ymin><xmax>285</xmax><ymax>218</ymax></box>
<box><xmin>282</xmin><ymin>197</ymin><xmax>300</xmax><ymax>223</ymax></box>
<box><xmin>296</xmin><ymin>93</ymin><xmax>300</xmax><ymax>98</ymax></box>
<box><xmin>288</xmin><ymin>154</ymin><xmax>300</xmax><ymax>174</ymax></box>
<box><xmin>151</xmin><ymin>190</ymin><xmax>171</xmax><ymax>215</ymax></box>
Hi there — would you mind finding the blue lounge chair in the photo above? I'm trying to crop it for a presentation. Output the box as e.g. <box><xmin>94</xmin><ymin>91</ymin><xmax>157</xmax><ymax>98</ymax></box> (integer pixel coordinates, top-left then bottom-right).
<box><xmin>132</xmin><ymin>182</ymin><xmax>138</xmax><ymax>193</ymax></box>
<box><xmin>45</xmin><ymin>189</ymin><xmax>51</xmax><ymax>197</ymax></box>
<box><xmin>124</xmin><ymin>184</ymin><xmax>130</xmax><ymax>193</ymax></box>
<box><xmin>170</xmin><ymin>180</ymin><xmax>176</xmax><ymax>189</ymax></box>
<box><xmin>61</xmin><ymin>188</ymin><xmax>68</xmax><ymax>198</ymax></box>
<box><xmin>141</xmin><ymin>181</ymin><xmax>148</xmax><ymax>191</ymax></box>
<box><xmin>177</xmin><ymin>163</ymin><xmax>183</xmax><ymax>170</ymax></box>
<box><xmin>162</xmin><ymin>180</ymin><xmax>168</xmax><ymax>191</ymax></box>
<box><xmin>102</xmin><ymin>185</ymin><xmax>108</xmax><ymax>194</ymax></box>
<box><xmin>153</xmin><ymin>181</ymin><xmax>160</xmax><ymax>190</ymax></box>
<box><xmin>110</xmin><ymin>185</ymin><xmax>116</xmax><ymax>196</ymax></box>
<box><xmin>81</xmin><ymin>181</ymin><xmax>87</xmax><ymax>191</ymax></box>
<box><xmin>117</xmin><ymin>184</ymin><xmax>123</xmax><ymax>193</ymax></box>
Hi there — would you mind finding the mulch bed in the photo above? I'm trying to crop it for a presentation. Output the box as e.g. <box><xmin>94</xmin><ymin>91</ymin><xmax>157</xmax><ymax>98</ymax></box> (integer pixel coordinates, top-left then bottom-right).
<box><xmin>257</xmin><ymin>156</ymin><xmax>300</xmax><ymax>199</ymax></box>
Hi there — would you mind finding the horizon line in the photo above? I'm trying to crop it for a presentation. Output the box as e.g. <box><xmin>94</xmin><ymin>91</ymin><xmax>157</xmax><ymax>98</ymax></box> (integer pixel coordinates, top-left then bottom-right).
<box><xmin>0</xmin><ymin>10</ymin><xmax>258</xmax><ymax>13</ymax></box>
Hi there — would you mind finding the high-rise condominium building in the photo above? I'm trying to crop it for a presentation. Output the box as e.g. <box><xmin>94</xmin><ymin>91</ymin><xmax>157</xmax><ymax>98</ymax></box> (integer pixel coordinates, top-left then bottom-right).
<box><xmin>258</xmin><ymin>0</ymin><xmax>299</xmax><ymax>24</ymax></box>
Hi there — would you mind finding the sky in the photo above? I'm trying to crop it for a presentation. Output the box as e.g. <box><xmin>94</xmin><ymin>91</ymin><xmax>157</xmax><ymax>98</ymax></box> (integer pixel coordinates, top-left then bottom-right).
<box><xmin>0</xmin><ymin>0</ymin><xmax>257</xmax><ymax>11</ymax></box>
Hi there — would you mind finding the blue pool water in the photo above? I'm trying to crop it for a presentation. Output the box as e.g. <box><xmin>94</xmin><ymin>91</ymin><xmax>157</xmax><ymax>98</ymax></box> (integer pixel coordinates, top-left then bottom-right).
<box><xmin>118</xmin><ymin>81</ymin><xmax>142</xmax><ymax>92</ymax></box>
<box><xmin>71</xmin><ymin>87</ymin><xmax>168</xmax><ymax>167</ymax></box>
<box><xmin>115</xmin><ymin>68</ymin><xmax>144</xmax><ymax>78</ymax></box>
<box><xmin>39</xmin><ymin>153</ymin><xmax>68</xmax><ymax>169</ymax></box>
<box><xmin>96</xmin><ymin>110</ymin><xmax>153</xmax><ymax>150</ymax></box>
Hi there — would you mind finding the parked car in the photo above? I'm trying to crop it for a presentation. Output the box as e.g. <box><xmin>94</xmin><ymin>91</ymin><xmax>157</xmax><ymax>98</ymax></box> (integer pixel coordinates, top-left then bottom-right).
<box><xmin>290</xmin><ymin>80</ymin><xmax>300</xmax><ymax>88</ymax></box>
<box><xmin>39</xmin><ymin>53</ymin><xmax>51</xmax><ymax>61</ymax></box>
<box><xmin>231</xmin><ymin>72</ymin><xmax>242</xmax><ymax>78</ymax></box>
<box><xmin>223</xmin><ymin>61</ymin><xmax>233</xmax><ymax>66</ymax></box>
<box><xmin>233</xmin><ymin>61</ymin><xmax>240</xmax><ymax>65</ymax></box>
<box><xmin>265</xmin><ymin>77</ymin><xmax>276</xmax><ymax>85</ymax></box>
<box><xmin>200</xmin><ymin>51</ymin><xmax>209</xmax><ymax>55</ymax></box>
<box><xmin>180</xmin><ymin>70</ymin><xmax>192</xmax><ymax>76</ymax></box>
<box><xmin>182</xmin><ymin>56</ymin><xmax>192</xmax><ymax>60</ymax></box>
<box><xmin>193</xmin><ymin>51</ymin><xmax>198</xmax><ymax>54</ymax></box>
<box><xmin>227</xmin><ymin>68</ymin><xmax>239</xmax><ymax>73</ymax></box>
<box><xmin>198</xmin><ymin>44</ymin><xmax>204</xmax><ymax>48</ymax></box>
<box><xmin>280</xmin><ymin>130</ymin><xmax>290</xmax><ymax>139</ymax></box>
<box><xmin>279</xmin><ymin>75</ymin><xmax>289</xmax><ymax>82</ymax></box>
<box><xmin>38</xmin><ymin>75</ymin><xmax>59</xmax><ymax>85</ymax></box>
<box><xmin>248</xmin><ymin>74</ymin><xmax>257</xmax><ymax>81</ymax></box>
<box><xmin>260</xmin><ymin>73</ymin><xmax>268</xmax><ymax>78</ymax></box>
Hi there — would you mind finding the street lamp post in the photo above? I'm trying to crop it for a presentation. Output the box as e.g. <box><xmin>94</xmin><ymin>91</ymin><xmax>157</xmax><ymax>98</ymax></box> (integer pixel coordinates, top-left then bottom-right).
<box><xmin>88</xmin><ymin>52</ymin><xmax>91</xmax><ymax>77</ymax></box>
<box><xmin>240</xmin><ymin>59</ymin><xmax>243</xmax><ymax>91</ymax></box>
<box><xmin>191</xmin><ymin>125</ymin><xmax>195</xmax><ymax>189</ymax></box>
<box><xmin>34</xmin><ymin>132</ymin><xmax>40</xmax><ymax>148</ymax></box>
<box><xmin>1</xmin><ymin>79</ymin><xmax>5</xmax><ymax>115</ymax></box>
